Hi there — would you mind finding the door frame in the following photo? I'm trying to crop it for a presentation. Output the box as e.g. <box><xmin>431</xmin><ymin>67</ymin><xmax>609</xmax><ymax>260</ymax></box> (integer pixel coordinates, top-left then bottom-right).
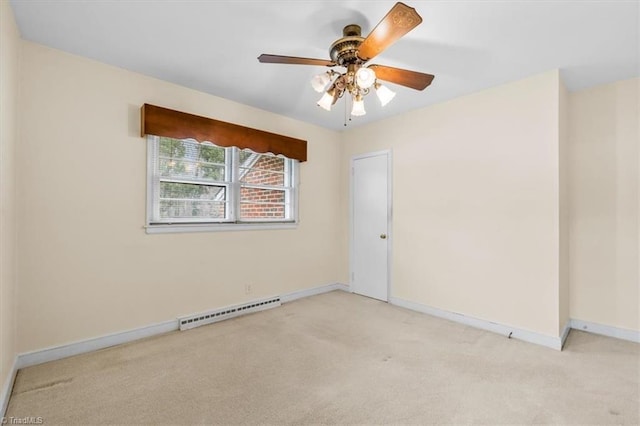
<box><xmin>349</xmin><ymin>149</ymin><xmax>393</xmax><ymax>302</ymax></box>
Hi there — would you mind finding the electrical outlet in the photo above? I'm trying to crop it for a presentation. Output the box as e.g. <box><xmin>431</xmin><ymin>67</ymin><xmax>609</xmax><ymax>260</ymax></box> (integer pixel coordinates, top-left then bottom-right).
<box><xmin>245</xmin><ymin>284</ymin><xmax>252</xmax><ymax>294</ymax></box>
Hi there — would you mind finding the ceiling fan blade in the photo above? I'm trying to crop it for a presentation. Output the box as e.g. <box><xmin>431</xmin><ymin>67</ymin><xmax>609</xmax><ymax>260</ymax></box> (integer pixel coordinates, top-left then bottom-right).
<box><xmin>369</xmin><ymin>64</ymin><xmax>434</xmax><ymax>91</ymax></box>
<box><xmin>357</xmin><ymin>2</ymin><xmax>423</xmax><ymax>62</ymax></box>
<box><xmin>257</xmin><ymin>54</ymin><xmax>336</xmax><ymax>67</ymax></box>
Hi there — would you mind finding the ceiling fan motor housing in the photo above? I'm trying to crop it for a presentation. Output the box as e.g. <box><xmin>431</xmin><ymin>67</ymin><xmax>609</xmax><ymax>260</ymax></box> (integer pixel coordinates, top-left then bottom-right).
<box><xmin>329</xmin><ymin>25</ymin><xmax>365</xmax><ymax>66</ymax></box>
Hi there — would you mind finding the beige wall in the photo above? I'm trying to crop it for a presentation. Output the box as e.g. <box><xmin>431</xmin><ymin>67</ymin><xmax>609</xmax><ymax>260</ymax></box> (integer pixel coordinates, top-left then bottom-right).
<box><xmin>569</xmin><ymin>78</ymin><xmax>639</xmax><ymax>331</ymax></box>
<box><xmin>16</xmin><ymin>42</ymin><xmax>346</xmax><ymax>353</ymax></box>
<box><xmin>559</xmin><ymin>76</ymin><xmax>570</xmax><ymax>335</ymax></box>
<box><xmin>343</xmin><ymin>71</ymin><xmax>563</xmax><ymax>337</ymax></box>
<box><xmin>9</xmin><ymin>32</ymin><xmax>638</xmax><ymax>358</ymax></box>
<box><xmin>0</xmin><ymin>0</ymin><xmax>20</xmax><ymax>395</ymax></box>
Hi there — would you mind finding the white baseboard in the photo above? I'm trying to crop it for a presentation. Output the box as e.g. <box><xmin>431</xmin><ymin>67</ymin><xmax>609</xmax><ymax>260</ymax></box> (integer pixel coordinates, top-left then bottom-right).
<box><xmin>280</xmin><ymin>282</ymin><xmax>349</xmax><ymax>303</ymax></box>
<box><xmin>17</xmin><ymin>320</ymin><xmax>178</xmax><ymax>370</ymax></box>
<box><xmin>1</xmin><ymin>356</ymin><xmax>18</xmax><ymax>417</ymax></box>
<box><xmin>20</xmin><ymin>284</ymin><xmax>635</xmax><ymax>380</ymax></box>
<box><xmin>570</xmin><ymin>319</ymin><xmax>640</xmax><ymax>344</ymax></box>
<box><xmin>15</xmin><ymin>283</ymin><xmax>349</xmax><ymax>371</ymax></box>
<box><xmin>389</xmin><ymin>297</ymin><xmax>564</xmax><ymax>350</ymax></box>
<box><xmin>559</xmin><ymin>320</ymin><xmax>572</xmax><ymax>349</ymax></box>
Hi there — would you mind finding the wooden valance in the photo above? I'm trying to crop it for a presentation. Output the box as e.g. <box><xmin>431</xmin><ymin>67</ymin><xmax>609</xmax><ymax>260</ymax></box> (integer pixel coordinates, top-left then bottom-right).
<box><xmin>140</xmin><ymin>104</ymin><xmax>307</xmax><ymax>162</ymax></box>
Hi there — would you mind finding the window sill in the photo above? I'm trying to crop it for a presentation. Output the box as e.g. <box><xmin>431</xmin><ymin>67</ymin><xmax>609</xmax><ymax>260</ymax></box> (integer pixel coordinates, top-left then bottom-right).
<box><xmin>145</xmin><ymin>221</ymin><xmax>298</xmax><ymax>234</ymax></box>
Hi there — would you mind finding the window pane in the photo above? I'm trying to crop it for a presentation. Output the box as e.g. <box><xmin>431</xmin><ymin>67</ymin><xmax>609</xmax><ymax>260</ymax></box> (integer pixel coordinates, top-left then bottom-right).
<box><xmin>239</xmin><ymin>150</ymin><xmax>254</xmax><ymax>164</ymax></box>
<box><xmin>239</xmin><ymin>150</ymin><xmax>286</xmax><ymax>187</ymax></box>
<box><xmin>160</xmin><ymin>200</ymin><xmax>226</xmax><ymax>219</ymax></box>
<box><xmin>240</xmin><ymin>187</ymin><xmax>285</xmax><ymax>203</ymax></box>
<box><xmin>159</xmin><ymin>158</ymin><xmax>225</xmax><ymax>181</ymax></box>
<box><xmin>239</xmin><ymin>168</ymin><xmax>284</xmax><ymax>186</ymax></box>
<box><xmin>240</xmin><ymin>187</ymin><xmax>286</xmax><ymax>220</ymax></box>
<box><xmin>240</xmin><ymin>203</ymin><xmax>286</xmax><ymax>220</ymax></box>
<box><xmin>198</xmin><ymin>143</ymin><xmax>226</xmax><ymax>163</ymax></box>
<box><xmin>159</xmin><ymin>138</ymin><xmax>226</xmax><ymax>181</ymax></box>
<box><xmin>159</xmin><ymin>182</ymin><xmax>226</xmax><ymax>219</ymax></box>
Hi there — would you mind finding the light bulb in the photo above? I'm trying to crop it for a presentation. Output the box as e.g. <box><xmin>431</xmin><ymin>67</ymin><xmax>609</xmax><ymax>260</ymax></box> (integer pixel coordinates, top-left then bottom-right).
<box><xmin>355</xmin><ymin>67</ymin><xmax>376</xmax><ymax>89</ymax></box>
<box><xmin>351</xmin><ymin>95</ymin><xmax>366</xmax><ymax>116</ymax></box>
<box><xmin>310</xmin><ymin>72</ymin><xmax>331</xmax><ymax>93</ymax></box>
<box><xmin>317</xmin><ymin>92</ymin><xmax>334</xmax><ymax>111</ymax></box>
<box><xmin>375</xmin><ymin>84</ymin><xmax>396</xmax><ymax>106</ymax></box>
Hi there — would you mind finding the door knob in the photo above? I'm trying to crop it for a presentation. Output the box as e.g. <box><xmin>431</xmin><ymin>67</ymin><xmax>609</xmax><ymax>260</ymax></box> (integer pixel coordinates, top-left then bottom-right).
<box><xmin>380</xmin><ymin>234</ymin><xmax>387</xmax><ymax>239</ymax></box>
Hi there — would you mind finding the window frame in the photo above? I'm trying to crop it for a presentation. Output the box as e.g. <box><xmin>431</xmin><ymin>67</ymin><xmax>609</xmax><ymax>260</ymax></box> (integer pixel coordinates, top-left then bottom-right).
<box><xmin>146</xmin><ymin>136</ymin><xmax>299</xmax><ymax>234</ymax></box>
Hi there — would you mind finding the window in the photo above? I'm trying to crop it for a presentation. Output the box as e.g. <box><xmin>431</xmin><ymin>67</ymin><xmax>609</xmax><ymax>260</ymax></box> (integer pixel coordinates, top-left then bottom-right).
<box><xmin>146</xmin><ymin>136</ymin><xmax>298</xmax><ymax>232</ymax></box>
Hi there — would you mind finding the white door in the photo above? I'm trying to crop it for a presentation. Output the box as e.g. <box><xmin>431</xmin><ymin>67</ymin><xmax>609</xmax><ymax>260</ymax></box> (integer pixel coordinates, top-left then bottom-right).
<box><xmin>351</xmin><ymin>151</ymin><xmax>390</xmax><ymax>301</ymax></box>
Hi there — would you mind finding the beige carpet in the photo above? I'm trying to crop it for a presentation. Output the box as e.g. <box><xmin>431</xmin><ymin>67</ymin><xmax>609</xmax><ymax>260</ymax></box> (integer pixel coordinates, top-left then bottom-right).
<box><xmin>6</xmin><ymin>291</ymin><xmax>640</xmax><ymax>425</ymax></box>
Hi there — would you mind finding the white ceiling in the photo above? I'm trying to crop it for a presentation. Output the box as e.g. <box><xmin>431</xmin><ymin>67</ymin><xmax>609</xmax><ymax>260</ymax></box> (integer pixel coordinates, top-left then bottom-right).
<box><xmin>9</xmin><ymin>0</ymin><xmax>640</xmax><ymax>131</ymax></box>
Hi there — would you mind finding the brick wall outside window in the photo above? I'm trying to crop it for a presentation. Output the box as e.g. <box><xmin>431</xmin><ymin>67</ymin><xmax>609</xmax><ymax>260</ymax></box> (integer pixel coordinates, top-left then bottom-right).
<box><xmin>240</xmin><ymin>155</ymin><xmax>286</xmax><ymax>219</ymax></box>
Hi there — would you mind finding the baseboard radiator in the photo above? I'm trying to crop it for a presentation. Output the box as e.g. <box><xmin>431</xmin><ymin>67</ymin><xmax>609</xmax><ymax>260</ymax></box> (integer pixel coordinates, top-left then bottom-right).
<box><xmin>178</xmin><ymin>296</ymin><xmax>281</xmax><ymax>331</ymax></box>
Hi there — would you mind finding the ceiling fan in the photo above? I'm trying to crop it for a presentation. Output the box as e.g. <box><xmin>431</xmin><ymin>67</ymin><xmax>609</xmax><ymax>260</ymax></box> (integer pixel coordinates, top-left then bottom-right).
<box><xmin>257</xmin><ymin>2</ymin><xmax>434</xmax><ymax>119</ymax></box>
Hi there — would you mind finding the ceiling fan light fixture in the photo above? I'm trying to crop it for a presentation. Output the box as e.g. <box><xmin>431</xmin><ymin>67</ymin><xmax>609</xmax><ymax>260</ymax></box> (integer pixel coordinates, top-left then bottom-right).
<box><xmin>317</xmin><ymin>86</ymin><xmax>338</xmax><ymax>111</ymax></box>
<box><xmin>355</xmin><ymin>67</ymin><xmax>376</xmax><ymax>89</ymax></box>
<box><xmin>351</xmin><ymin>94</ymin><xmax>366</xmax><ymax>116</ymax></box>
<box><xmin>317</xmin><ymin>92</ymin><xmax>334</xmax><ymax>111</ymax></box>
<box><xmin>311</xmin><ymin>72</ymin><xmax>332</xmax><ymax>93</ymax></box>
<box><xmin>258</xmin><ymin>3</ymin><xmax>432</xmax><ymax>124</ymax></box>
<box><xmin>375</xmin><ymin>83</ymin><xmax>396</xmax><ymax>107</ymax></box>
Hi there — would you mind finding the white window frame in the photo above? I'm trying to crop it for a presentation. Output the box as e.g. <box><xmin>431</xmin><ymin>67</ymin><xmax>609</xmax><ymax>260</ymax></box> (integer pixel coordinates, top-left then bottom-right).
<box><xmin>145</xmin><ymin>136</ymin><xmax>299</xmax><ymax>234</ymax></box>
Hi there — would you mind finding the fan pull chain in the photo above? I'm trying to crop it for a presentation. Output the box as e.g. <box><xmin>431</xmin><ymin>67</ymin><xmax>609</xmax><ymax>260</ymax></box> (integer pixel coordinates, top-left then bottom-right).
<box><xmin>344</xmin><ymin>95</ymin><xmax>347</xmax><ymax>127</ymax></box>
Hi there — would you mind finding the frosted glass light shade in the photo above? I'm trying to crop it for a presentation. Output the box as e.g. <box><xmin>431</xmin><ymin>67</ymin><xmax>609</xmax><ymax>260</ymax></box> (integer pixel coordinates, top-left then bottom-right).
<box><xmin>355</xmin><ymin>67</ymin><xmax>376</xmax><ymax>89</ymax></box>
<box><xmin>317</xmin><ymin>91</ymin><xmax>335</xmax><ymax>111</ymax></box>
<box><xmin>311</xmin><ymin>72</ymin><xmax>331</xmax><ymax>93</ymax></box>
<box><xmin>375</xmin><ymin>84</ymin><xmax>396</xmax><ymax>106</ymax></box>
<box><xmin>351</xmin><ymin>96</ymin><xmax>366</xmax><ymax>116</ymax></box>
